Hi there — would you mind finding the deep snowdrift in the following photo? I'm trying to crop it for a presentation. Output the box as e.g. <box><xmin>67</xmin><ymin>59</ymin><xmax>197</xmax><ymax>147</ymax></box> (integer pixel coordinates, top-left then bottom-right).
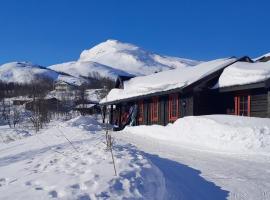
<box><xmin>124</xmin><ymin>115</ymin><xmax>270</xmax><ymax>155</ymax></box>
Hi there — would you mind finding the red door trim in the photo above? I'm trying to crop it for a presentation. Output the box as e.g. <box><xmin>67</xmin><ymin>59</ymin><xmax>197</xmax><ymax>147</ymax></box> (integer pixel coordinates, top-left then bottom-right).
<box><xmin>151</xmin><ymin>97</ymin><xmax>159</xmax><ymax>122</ymax></box>
<box><xmin>168</xmin><ymin>94</ymin><xmax>179</xmax><ymax>122</ymax></box>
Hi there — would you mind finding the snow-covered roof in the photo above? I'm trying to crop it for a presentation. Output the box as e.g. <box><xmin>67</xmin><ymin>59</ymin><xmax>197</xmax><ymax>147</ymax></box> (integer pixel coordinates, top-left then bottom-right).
<box><xmin>101</xmin><ymin>58</ymin><xmax>237</xmax><ymax>104</ymax></box>
<box><xmin>218</xmin><ymin>61</ymin><xmax>270</xmax><ymax>88</ymax></box>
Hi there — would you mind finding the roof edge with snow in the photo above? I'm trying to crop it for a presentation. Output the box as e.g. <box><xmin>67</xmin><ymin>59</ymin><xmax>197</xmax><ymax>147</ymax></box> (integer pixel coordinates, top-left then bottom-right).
<box><xmin>100</xmin><ymin>57</ymin><xmax>249</xmax><ymax>105</ymax></box>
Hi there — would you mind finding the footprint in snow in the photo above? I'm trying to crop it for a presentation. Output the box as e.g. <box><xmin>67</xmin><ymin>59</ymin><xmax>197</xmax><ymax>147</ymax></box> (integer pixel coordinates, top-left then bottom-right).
<box><xmin>0</xmin><ymin>178</ymin><xmax>6</xmax><ymax>187</ymax></box>
<box><xmin>48</xmin><ymin>190</ymin><xmax>58</xmax><ymax>198</ymax></box>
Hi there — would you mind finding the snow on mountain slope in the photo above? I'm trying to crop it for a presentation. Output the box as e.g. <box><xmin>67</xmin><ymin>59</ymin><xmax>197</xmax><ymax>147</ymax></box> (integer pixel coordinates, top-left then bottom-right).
<box><xmin>0</xmin><ymin>62</ymin><xmax>58</xmax><ymax>83</ymax></box>
<box><xmin>49</xmin><ymin>60</ymin><xmax>132</xmax><ymax>80</ymax></box>
<box><xmin>254</xmin><ymin>52</ymin><xmax>270</xmax><ymax>61</ymax></box>
<box><xmin>0</xmin><ymin>62</ymin><xmax>84</xmax><ymax>85</ymax></box>
<box><xmin>78</xmin><ymin>39</ymin><xmax>200</xmax><ymax>76</ymax></box>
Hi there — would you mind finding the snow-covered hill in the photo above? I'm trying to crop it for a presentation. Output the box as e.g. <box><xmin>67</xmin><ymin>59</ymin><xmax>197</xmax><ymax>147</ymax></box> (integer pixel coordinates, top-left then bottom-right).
<box><xmin>49</xmin><ymin>60</ymin><xmax>132</xmax><ymax>80</ymax></box>
<box><xmin>49</xmin><ymin>39</ymin><xmax>200</xmax><ymax>78</ymax></box>
<box><xmin>0</xmin><ymin>62</ymin><xmax>84</xmax><ymax>85</ymax></box>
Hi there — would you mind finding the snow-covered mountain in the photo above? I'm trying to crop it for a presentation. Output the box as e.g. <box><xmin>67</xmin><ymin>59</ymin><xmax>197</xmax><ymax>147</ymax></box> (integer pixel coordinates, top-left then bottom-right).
<box><xmin>49</xmin><ymin>39</ymin><xmax>200</xmax><ymax>78</ymax></box>
<box><xmin>78</xmin><ymin>39</ymin><xmax>199</xmax><ymax>75</ymax></box>
<box><xmin>0</xmin><ymin>62</ymin><xmax>84</xmax><ymax>85</ymax></box>
<box><xmin>0</xmin><ymin>40</ymin><xmax>200</xmax><ymax>84</ymax></box>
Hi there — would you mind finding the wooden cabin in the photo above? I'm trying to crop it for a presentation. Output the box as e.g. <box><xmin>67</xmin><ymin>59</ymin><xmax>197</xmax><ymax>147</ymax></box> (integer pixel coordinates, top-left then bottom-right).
<box><xmin>100</xmin><ymin>56</ymin><xmax>270</xmax><ymax>130</ymax></box>
<box><xmin>101</xmin><ymin>57</ymin><xmax>257</xmax><ymax>130</ymax></box>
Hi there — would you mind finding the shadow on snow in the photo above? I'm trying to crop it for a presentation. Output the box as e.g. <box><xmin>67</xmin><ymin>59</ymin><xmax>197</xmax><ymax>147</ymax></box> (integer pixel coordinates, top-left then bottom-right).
<box><xmin>144</xmin><ymin>153</ymin><xmax>229</xmax><ymax>200</ymax></box>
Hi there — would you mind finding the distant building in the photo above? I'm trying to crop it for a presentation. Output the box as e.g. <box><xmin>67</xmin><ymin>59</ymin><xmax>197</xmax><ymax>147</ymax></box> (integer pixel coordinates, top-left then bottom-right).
<box><xmin>54</xmin><ymin>81</ymin><xmax>80</xmax><ymax>103</ymax></box>
<box><xmin>54</xmin><ymin>81</ymin><xmax>78</xmax><ymax>93</ymax></box>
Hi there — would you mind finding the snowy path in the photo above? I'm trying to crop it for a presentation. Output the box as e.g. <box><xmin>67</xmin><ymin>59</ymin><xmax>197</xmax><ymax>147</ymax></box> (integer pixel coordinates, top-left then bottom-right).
<box><xmin>117</xmin><ymin>131</ymin><xmax>270</xmax><ymax>200</ymax></box>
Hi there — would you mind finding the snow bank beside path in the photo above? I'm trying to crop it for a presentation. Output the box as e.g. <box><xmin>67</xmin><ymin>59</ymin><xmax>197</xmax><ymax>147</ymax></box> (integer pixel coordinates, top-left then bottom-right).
<box><xmin>66</xmin><ymin>115</ymin><xmax>103</xmax><ymax>131</ymax></box>
<box><xmin>124</xmin><ymin>115</ymin><xmax>270</xmax><ymax>155</ymax></box>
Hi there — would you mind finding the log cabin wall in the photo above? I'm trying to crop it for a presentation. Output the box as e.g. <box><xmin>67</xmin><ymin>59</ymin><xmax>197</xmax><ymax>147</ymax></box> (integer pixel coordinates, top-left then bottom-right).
<box><xmin>251</xmin><ymin>89</ymin><xmax>268</xmax><ymax>118</ymax></box>
<box><xmin>111</xmin><ymin>87</ymin><xmax>270</xmax><ymax>128</ymax></box>
<box><xmin>221</xmin><ymin>88</ymin><xmax>268</xmax><ymax>118</ymax></box>
<box><xmin>179</xmin><ymin>94</ymin><xmax>194</xmax><ymax>117</ymax></box>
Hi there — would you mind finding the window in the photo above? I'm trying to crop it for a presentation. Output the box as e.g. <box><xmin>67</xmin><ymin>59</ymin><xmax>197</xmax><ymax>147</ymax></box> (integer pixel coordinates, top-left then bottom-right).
<box><xmin>138</xmin><ymin>100</ymin><xmax>144</xmax><ymax>123</ymax></box>
<box><xmin>169</xmin><ymin>94</ymin><xmax>179</xmax><ymax>121</ymax></box>
<box><xmin>150</xmin><ymin>97</ymin><xmax>159</xmax><ymax>122</ymax></box>
<box><xmin>234</xmin><ymin>95</ymin><xmax>250</xmax><ymax>116</ymax></box>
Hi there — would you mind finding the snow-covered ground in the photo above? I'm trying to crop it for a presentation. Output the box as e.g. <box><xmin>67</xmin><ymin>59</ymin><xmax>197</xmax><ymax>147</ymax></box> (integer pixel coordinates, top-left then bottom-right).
<box><xmin>1</xmin><ymin>115</ymin><xmax>270</xmax><ymax>200</ymax></box>
<box><xmin>118</xmin><ymin>115</ymin><xmax>270</xmax><ymax>200</ymax></box>
<box><xmin>0</xmin><ymin>116</ymin><xmax>164</xmax><ymax>200</ymax></box>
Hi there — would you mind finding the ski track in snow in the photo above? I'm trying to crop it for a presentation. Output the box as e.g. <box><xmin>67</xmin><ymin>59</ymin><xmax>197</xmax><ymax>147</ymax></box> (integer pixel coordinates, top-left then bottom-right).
<box><xmin>117</xmin><ymin>131</ymin><xmax>270</xmax><ymax>200</ymax></box>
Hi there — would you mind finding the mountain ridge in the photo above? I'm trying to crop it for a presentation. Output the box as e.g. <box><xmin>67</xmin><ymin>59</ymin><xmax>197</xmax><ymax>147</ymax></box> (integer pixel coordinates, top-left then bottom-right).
<box><xmin>1</xmin><ymin>39</ymin><xmax>200</xmax><ymax>84</ymax></box>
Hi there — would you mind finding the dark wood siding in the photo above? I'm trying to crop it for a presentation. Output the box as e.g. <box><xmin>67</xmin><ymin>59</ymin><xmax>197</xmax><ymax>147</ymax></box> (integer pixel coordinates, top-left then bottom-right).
<box><xmin>180</xmin><ymin>95</ymin><xmax>194</xmax><ymax>117</ymax></box>
<box><xmin>221</xmin><ymin>88</ymin><xmax>268</xmax><ymax>118</ymax></box>
<box><xmin>159</xmin><ymin>96</ymin><xmax>166</xmax><ymax>125</ymax></box>
<box><xmin>193</xmin><ymin>91</ymin><xmax>222</xmax><ymax>115</ymax></box>
<box><xmin>143</xmin><ymin>99</ymin><xmax>149</xmax><ymax>125</ymax></box>
<box><xmin>250</xmin><ymin>91</ymin><xmax>268</xmax><ymax>118</ymax></box>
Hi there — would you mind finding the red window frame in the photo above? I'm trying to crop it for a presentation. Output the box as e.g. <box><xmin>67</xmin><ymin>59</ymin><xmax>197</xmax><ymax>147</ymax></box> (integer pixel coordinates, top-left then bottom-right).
<box><xmin>168</xmin><ymin>94</ymin><xmax>179</xmax><ymax>121</ymax></box>
<box><xmin>234</xmin><ymin>95</ymin><xmax>250</xmax><ymax>116</ymax></box>
<box><xmin>150</xmin><ymin>97</ymin><xmax>159</xmax><ymax>122</ymax></box>
<box><xmin>138</xmin><ymin>100</ymin><xmax>144</xmax><ymax>123</ymax></box>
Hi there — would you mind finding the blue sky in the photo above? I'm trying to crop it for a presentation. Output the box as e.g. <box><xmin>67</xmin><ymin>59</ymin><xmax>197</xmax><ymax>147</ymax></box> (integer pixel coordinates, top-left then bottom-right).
<box><xmin>0</xmin><ymin>0</ymin><xmax>269</xmax><ymax>66</ymax></box>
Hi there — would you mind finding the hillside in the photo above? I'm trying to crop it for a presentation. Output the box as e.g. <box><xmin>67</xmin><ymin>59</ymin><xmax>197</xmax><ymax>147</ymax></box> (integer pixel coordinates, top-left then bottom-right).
<box><xmin>0</xmin><ymin>62</ymin><xmax>84</xmax><ymax>85</ymax></box>
<box><xmin>49</xmin><ymin>60</ymin><xmax>132</xmax><ymax>80</ymax></box>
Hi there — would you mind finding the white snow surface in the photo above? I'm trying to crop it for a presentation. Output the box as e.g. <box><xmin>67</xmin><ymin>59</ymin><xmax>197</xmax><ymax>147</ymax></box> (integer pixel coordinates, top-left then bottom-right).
<box><xmin>0</xmin><ymin>116</ymin><xmax>165</xmax><ymax>200</ymax></box>
<box><xmin>118</xmin><ymin>115</ymin><xmax>270</xmax><ymax>200</ymax></box>
<box><xmin>218</xmin><ymin>61</ymin><xmax>270</xmax><ymax>88</ymax></box>
<box><xmin>79</xmin><ymin>39</ymin><xmax>200</xmax><ymax>76</ymax></box>
<box><xmin>0</xmin><ymin>61</ymin><xmax>84</xmax><ymax>85</ymax></box>
<box><xmin>101</xmin><ymin>58</ymin><xmax>236</xmax><ymax>103</ymax></box>
<box><xmin>2</xmin><ymin>115</ymin><xmax>270</xmax><ymax>199</ymax></box>
<box><xmin>0</xmin><ymin>62</ymin><xmax>58</xmax><ymax>83</ymax></box>
<box><xmin>124</xmin><ymin>115</ymin><xmax>270</xmax><ymax>155</ymax></box>
<box><xmin>49</xmin><ymin>60</ymin><xmax>132</xmax><ymax>80</ymax></box>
